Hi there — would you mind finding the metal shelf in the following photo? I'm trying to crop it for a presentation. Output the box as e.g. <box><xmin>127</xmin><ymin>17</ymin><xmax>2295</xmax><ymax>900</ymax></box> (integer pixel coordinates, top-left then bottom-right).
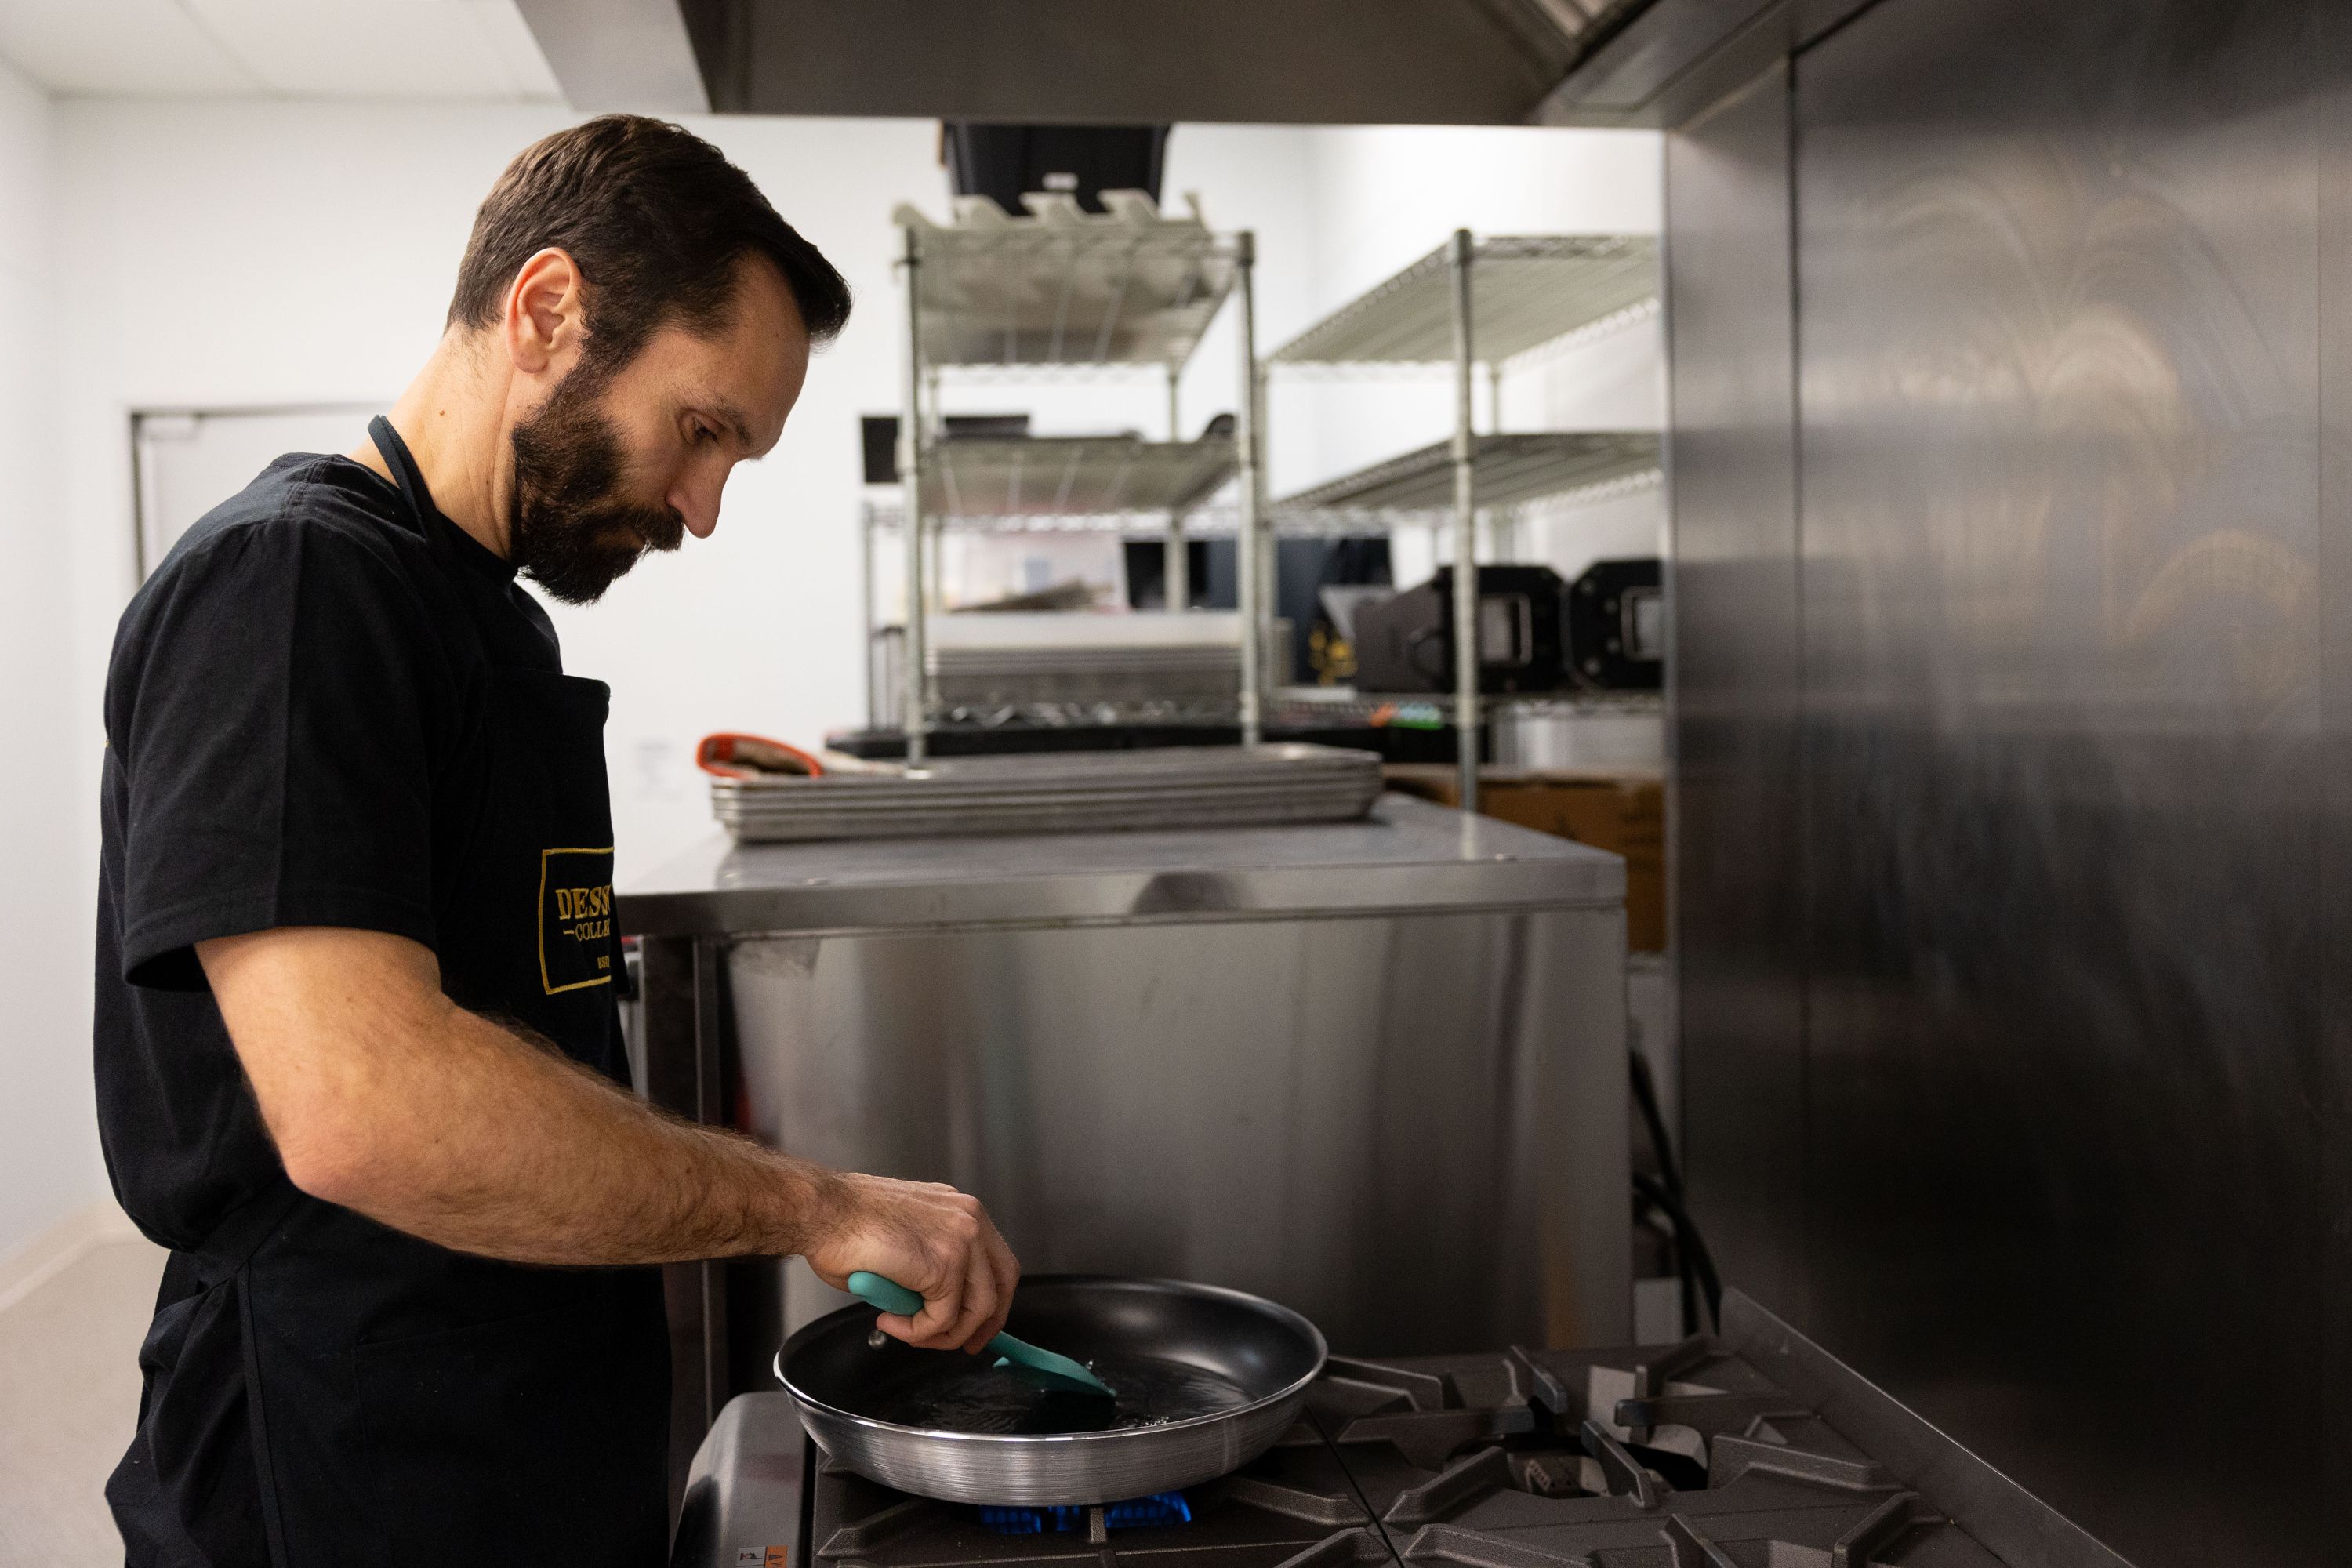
<box><xmin>1269</xmin><ymin>235</ymin><xmax>1657</xmax><ymax>366</ymax></box>
<box><xmin>899</xmin><ymin>688</ymin><xmax>1668</xmax><ymax>733</ymax></box>
<box><xmin>866</xmin><ymin>497</ymin><xmax>1188</xmax><ymax>536</ymax></box>
<box><xmin>866</xmin><ymin>498</ymin><xmax>1221</xmax><ymax>537</ymax></box>
<box><xmin>896</xmin><ymin>193</ymin><xmax>1240</xmax><ymax>370</ymax></box>
<box><xmin>861</xmin><ymin>441</ymin><xmax>1656</xmax><ymax>540</ymax></box>
<box><xmin>925</xmin><ymin>699</ymin><xmax>1246</xmax><ymax>731</ymax></box>
<box><xmin>866</xmin><ymin>496</ymin><xmax>1656</xmax><ymax>539</ymax></box>
<box><xmin>920</xmin><ymin>434</ymin><xmax>1234</xmax><ymax>520</ymax></box>
<box><xmin>1272</xmin><ymin>685</ymin><xmax>1664</xmax><ymax>720</ymax></box>
<box><xmin>1276</xmin><ymin>430</ymin><xmax>1661</xmax><ymax>517</ymax></box>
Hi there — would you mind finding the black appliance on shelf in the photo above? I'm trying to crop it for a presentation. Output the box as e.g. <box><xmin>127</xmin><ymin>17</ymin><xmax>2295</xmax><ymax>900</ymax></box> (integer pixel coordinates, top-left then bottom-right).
<box><xmin>860</xmin><ymin>413</ymin><xmax>1032</xmax><ymax>485</ymax></box>
<box><xmin>670</xmin><ymin>1290</ymin><xmax>2126</xmax><ymax>1568</ymax></box>
<box><xmin>943</xmin><ymin>123</ymin><xmax>1171</xmax><ymax>214</ymax></box>
<box><xmin>1566</xmin><ymin>557</ymin><xmax>1664</xmax><ymax>692</ymax></box>
<box><xmin>1352</xmin><ymin>564</ymin><xmax>1570</xmax><ymax>695</ymax></box>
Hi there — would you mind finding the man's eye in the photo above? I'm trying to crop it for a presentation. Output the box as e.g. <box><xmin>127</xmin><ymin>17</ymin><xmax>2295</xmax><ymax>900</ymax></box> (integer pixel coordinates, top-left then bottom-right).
<box><xmin>689</xmin><ymin>421</ymin><xmax>717</xmax><ymax>445</ymax></box>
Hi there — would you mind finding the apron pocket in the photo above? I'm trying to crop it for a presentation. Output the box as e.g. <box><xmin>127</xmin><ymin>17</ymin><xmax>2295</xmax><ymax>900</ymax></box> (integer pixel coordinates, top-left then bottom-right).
<box><xmin>354</xmin><ymin>1297</ymin><xmax>666</xmax><ymax>1567</ymax></box>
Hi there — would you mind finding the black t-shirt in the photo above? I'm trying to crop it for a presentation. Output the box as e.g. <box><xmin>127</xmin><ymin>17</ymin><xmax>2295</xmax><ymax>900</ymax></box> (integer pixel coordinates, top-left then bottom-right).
<box><xmin>94</xmin><ymin>450</ymin><xmax>562</xmax><ymax>1250</ymax></box>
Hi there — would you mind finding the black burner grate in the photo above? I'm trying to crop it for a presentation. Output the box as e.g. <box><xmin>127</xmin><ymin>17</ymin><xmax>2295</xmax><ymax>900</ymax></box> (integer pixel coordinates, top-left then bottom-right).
<box><xmin>803</xmin><ymin>1294</ymin><xmax>2129</xmax><ymax>1568</ymax></box>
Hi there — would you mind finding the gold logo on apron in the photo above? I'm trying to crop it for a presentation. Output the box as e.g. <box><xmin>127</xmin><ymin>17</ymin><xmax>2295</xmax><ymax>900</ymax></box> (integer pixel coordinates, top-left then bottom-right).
<box><xmin>536</xmin><ymin>846</ymin><xmax>615</xmax><ymax>995</ymax></box>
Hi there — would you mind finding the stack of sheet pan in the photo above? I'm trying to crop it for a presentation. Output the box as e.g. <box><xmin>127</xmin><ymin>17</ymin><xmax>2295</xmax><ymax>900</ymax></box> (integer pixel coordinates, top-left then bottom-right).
<box><xmin>710</xmin><ymin>744</ymin><xmax>1383</xmax><ymax>843</ymax></box>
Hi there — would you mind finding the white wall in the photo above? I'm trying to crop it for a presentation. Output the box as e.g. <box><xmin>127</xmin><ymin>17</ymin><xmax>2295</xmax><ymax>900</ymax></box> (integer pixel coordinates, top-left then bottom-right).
<box><xmin>10</xmin><ymin>99</ymin><xmax>1663</xmax><ymax>1261</ymax></box>
<box><xmin>0</xmin><ymin>57</ymin><xmax>99</xmax><ymax>1261</ymax></box>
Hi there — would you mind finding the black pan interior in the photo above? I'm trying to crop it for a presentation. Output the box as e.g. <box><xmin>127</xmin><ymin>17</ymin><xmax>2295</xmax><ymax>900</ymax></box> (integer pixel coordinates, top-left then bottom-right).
<box><xmin>785</xmin><ymin>1275</ymin><xmax>1323</xmax><ymax>1436</ymax></box>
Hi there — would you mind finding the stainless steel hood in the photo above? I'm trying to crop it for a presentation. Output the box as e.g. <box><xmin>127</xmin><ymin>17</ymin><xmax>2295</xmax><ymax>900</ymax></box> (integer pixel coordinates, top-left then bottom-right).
<box><xmin>1532</xmin><ymin>0</ymin><xmax>1879</xmax><ymax>124</ymax></box>
<box><xmin>665</xmin><ymin>0</ymin><xmax>1651</xmax><ymax>125</ymax></box>
<box><xmin>513</xmin><ymin>0</ymin><xmax>1885</xmax><ymax>129</ymax></box>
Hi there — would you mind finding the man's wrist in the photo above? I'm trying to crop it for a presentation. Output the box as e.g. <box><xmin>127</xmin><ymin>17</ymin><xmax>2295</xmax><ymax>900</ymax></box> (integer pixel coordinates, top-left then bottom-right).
<box><xmin>762</xmin><ymin>1152</ymin><xmax>845</xmax><ymax>1258</ymax></box>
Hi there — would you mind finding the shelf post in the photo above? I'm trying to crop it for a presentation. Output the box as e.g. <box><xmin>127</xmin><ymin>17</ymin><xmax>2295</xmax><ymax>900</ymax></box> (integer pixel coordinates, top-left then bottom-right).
<box><xmin>1164</xmin><ymin>363</ymin><xmax>1189</xmax><ymax>612</ymax></box>
<box><xmin>898</xmin><ymin>223</ymin><xmax>929</xmax><ymax>764</ymax></box>
<box><xmin>1450</xmin><ymin>229</ymin><xmax>1480</xmax><ymax>812</ymax></box>
<box><xmin>1235</xmin><ymin>231</ymin><xmax>1264</xmax><ymax>746</ymax></box>
<box><xmin>1257</xmin><ymin>358</ymin><xmax>1276</xmax><ymax>673</ymax></box>
<box><xmin>860</xmin><ymin>498</ymin><xmax>876</xmax><ymax>728</ymax></box>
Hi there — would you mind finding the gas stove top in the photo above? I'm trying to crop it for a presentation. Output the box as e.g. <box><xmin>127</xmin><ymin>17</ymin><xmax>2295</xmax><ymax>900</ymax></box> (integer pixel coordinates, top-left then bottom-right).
<box><xmin>673</xmin><ymin>1292</ymin><xmax>2126</xmax><ymax>1568</ymax></box>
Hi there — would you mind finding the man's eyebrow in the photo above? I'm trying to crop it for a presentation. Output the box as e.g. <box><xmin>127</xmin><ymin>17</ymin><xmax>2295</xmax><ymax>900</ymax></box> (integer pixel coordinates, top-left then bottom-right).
<box><xmin>710</xmin><ymin>400</ymin><xmax>756</xmax><ymax>450</ymax></box>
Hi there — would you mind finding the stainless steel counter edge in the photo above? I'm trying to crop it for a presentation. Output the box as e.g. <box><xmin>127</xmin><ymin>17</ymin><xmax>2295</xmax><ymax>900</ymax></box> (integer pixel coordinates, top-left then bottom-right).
<box><xmin>619</xmin><ymin>793</ymin><xmax>1624</xmax><ymax>938</ymax></box>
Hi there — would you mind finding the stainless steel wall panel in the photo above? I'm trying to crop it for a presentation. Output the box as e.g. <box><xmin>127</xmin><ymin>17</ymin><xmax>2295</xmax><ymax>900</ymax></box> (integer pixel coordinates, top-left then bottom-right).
<box><xmin>1791</xmin><ymin>5</ymin><xmax>2324</xmax><ymax>1559</ymax></box>
<box><xmin>2314</xmin><ymin>8</ymin><xmax>2352</xmax><ymax>1552</ymax></box>
<box><xmin>1669</xmin><ymin>0</ymin><xmax>2343</xmax><ymax>1560</ymax></box>
<box><xmin>1664</xmin><ymin>62</ymin><xmax>1813</xmax><ymax>1329</ymax></box>
<box><xmin>724</xmin><ymin>905</ymin><xmax>1631</xmax><ymax>1360</ymax></box>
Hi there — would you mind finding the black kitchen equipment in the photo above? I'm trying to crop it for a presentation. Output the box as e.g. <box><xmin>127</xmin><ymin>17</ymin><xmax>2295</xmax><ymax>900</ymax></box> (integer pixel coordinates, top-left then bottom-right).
<box><xmin>1352</xmin><ymin>564</ymin><xmax>1569</xmax><ymax>695</ymax></box>
<box><xmin>862</xmin><ymin>414</ymin><xmax>1032</xmax><ymax>485</ymax></box>
<box><xmin>775</xmin><ymin>1276</ymin><xmax>1326</xmax><ymax>1506</ymax></box>
<box><xmin>1566</xmin><ymin>557</ymin><xmax>1664</xmax><ymax>691</ymax></box>
<box><xmin>944</xmin><ymin>124</ymin><xmax>1171</xmax><ymax>215</ymax></box>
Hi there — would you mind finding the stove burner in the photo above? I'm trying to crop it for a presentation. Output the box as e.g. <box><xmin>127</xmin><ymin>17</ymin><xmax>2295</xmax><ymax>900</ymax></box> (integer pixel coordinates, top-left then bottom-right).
<box><xmin>779</xmin><ymin>1294</ymin><xmax>2129</xmax><ymax>1568</ymax></box>
<box><xmin>975</xmin><ymin>1493</ymin><xmax>1193</xmax><ymax>1535</ymax></box>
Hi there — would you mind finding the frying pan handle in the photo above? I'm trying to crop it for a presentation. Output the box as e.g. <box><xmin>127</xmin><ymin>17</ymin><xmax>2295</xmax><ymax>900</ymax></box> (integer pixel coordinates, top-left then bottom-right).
<box><xmin>846</xmin><ymin>1271</ymin><xmax>925</xmax><ymax>1318</ymax></box>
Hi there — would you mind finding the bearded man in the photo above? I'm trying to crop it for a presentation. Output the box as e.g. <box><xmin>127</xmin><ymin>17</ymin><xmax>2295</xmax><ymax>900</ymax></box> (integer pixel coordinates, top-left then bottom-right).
<box><xmin>93</xmin><ymin>115</ymin><xmax>1019</xmax><ymax>1568</ymax></box>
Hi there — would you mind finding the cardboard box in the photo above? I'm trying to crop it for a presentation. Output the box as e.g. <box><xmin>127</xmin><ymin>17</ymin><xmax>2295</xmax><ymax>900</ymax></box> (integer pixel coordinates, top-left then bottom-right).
<box><xmin>1384</xmin><ymin>766</ymin><xmax>1665</xmax><ymax>952</ymax></box>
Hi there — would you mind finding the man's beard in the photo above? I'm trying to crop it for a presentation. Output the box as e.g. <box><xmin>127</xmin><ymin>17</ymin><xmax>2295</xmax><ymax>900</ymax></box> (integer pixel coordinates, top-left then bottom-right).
<box><xmin>506</xmin><ymin>366</ymin><xmax>687</xmax><ymax>605</ymax></box>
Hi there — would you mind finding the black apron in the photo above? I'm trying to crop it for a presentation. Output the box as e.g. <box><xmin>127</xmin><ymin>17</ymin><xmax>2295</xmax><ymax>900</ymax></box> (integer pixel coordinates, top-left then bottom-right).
<box><xmin>110</xmin><ymin>419</ymin><xmax>669</xmax><ymax>1568</ymax></box>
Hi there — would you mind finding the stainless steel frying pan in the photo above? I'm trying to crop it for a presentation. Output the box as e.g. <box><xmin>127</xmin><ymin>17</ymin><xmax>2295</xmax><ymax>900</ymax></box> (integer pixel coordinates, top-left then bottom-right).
<box><xmin>775</xmin><ymin>1275</ymin><xmax>1327</xmax><ymax>1505</ymax></box>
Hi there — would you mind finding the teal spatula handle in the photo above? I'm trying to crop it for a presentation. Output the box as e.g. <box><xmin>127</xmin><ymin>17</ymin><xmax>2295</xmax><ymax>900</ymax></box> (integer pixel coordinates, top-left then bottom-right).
<box><xmin>844</xmin><ymin>1271</ymin><xmax>1114</xmax><ymax>1397</ymax></box>
<box><xmin>846</xmin><ymin>1270</ymin><xmax>927</xmax><ymax>1319</ymax></box>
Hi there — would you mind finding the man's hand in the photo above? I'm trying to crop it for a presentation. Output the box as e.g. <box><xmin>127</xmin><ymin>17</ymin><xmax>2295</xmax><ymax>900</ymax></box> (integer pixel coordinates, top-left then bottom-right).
<box><xmin>197</xmin><ymin>925</ymin><xmax>1022</xmax><ymax>1310</ymax></box>
<box><xmin>804</xmin><ymin>1175</ymin><xmax>1020</xmax><ymax>1354</ymax></box>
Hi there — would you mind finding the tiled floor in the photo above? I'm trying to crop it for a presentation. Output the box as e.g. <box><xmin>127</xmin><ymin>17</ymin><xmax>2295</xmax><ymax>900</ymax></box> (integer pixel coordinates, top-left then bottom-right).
<box><xmin>0</xmin><ymin>1232</ymin><xmax>165</xmax><ymax>1567</ymax></box>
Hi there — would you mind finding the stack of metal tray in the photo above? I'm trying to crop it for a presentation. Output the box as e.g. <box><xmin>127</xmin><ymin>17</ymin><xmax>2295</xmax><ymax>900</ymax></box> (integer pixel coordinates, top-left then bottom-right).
<box><xmin>710</xmin><ymin>744</ymin><xmax>1383</xmax><ymax>843</ymax></box>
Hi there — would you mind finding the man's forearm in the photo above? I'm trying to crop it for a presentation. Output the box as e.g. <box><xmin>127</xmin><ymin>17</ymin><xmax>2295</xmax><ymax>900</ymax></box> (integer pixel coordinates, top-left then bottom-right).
<box><xmin>327</xmin><ymin>997</ymin><xmax>840</xmax><ymax>1266</ymax></box>
<box><xmin>201</xmin><ymin>926</ymin><xmax>842</xmax><ymax>1266</ymax></box>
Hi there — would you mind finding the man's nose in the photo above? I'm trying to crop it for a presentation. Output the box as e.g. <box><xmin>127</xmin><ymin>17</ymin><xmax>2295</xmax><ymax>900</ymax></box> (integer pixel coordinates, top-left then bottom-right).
<box><xmin>670</xmin><ymin>473</ymin><xmax>724</xmax><ymax>539</ymax></box>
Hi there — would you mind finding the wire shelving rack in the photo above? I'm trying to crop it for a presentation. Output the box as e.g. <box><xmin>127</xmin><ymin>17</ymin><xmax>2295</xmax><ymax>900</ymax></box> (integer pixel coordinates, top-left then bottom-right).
<box><xmin>881</xmin><ymin>194</ymin><xmax>1265</xmax><ymax>760</ymax></box>
<box><xmin>1266</xmin><ymin>231</ymin><xmax>1663</xmax><ymax>808</ymax></box>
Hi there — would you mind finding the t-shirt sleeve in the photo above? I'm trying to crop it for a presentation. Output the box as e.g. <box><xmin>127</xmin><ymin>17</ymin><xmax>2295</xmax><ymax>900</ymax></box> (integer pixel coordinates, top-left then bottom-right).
<box><xmin>110</xmin><ymin>510</ymin><xmax>445</xmax><ymax>989</ymax></box>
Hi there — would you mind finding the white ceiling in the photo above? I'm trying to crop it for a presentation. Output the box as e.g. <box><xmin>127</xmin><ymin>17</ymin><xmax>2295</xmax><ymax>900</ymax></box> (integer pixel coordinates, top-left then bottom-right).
<box><xmin>0</xmin><ymin>0</ymin><xmax>563</xmax><ymax>102</ymax></box>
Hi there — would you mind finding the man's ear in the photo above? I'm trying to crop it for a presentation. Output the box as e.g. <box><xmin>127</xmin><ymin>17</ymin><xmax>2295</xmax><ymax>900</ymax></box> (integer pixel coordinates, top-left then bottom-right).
<box><xmin>503</xmin><ymin>248</ymin><xmax>586</xmax><ymax>376</ymax></box>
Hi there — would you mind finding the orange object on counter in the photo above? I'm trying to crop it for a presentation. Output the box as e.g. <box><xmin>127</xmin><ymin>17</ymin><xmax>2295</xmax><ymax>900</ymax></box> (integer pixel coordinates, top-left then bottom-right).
<box><xmin>695</xmin><ymin>733</ymin><xmax>826</xmax><ymax>779</ymax></box>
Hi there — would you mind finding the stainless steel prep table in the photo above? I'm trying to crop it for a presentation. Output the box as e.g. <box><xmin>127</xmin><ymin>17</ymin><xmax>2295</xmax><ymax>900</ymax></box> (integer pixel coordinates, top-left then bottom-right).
<box><xmin>622</xmin><ymin>792</ymin><xmax>1629</xmax><ymax>1494</ymax></box>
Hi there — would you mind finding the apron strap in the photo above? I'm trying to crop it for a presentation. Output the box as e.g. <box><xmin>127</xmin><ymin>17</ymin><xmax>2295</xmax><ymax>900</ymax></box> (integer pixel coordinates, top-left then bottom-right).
<box><xmin>190</xmin><ymin>1180</ymin><xmax>306</xmax><ymax>1568</ymax></box>
<box><xmin>239</xmin><ymin>1264</ymin><xmax>294</xmax><ymax>1567</ymax></box>
<box><xmin>368</xmin><ymin>414</ymin><xmax>430</xmax><ymax>525</ymax></box>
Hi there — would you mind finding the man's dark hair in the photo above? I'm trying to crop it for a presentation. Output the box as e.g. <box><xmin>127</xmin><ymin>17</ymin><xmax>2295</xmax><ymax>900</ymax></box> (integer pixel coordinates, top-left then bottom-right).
<box><xmin>448</xmin><ymin>114</ymin><xmax>851</xmax><ymax>375</ymax></box>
